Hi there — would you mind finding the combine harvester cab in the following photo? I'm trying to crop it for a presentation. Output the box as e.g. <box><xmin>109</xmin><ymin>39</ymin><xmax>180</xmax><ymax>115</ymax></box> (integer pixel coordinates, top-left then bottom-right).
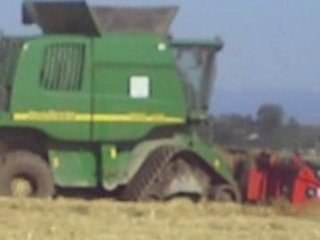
<box><xmin>0</xmin><ymin>0</ymin><xmax>240</xmax><ymax>201</ymax></box>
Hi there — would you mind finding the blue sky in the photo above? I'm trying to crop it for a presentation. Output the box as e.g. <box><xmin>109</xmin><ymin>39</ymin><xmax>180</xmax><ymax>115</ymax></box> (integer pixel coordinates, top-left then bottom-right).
<box><xmin>98</xmin><ymin>1</ymin><xmax>320</xmax><ymax>92</ymax></box>
<box><xmin>1</xmin><ymin>1</ymin><xmax>320</xmax><ymax>120</ymax></box>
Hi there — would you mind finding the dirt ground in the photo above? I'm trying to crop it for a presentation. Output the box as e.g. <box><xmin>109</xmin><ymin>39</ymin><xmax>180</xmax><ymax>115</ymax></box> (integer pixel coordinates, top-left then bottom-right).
<box><xmin>0</xmin><ymin>198</ymin><xmax>319</xmax><ymax>240</ymax></box>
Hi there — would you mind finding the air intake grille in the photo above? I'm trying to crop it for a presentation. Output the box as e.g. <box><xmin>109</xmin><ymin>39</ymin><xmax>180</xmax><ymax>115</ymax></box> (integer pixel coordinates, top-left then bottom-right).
<box><xmin>41</xmin><ymin>44</ymin><xmax>85</xmax><ymax>91</ymax></box>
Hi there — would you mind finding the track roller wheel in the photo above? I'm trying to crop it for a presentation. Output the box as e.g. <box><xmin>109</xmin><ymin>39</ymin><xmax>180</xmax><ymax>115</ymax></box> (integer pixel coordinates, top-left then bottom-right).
<box><xmin>210</xmin><ymin>184</ymin><xmax>242</xmax><ymax>203</ymax></box>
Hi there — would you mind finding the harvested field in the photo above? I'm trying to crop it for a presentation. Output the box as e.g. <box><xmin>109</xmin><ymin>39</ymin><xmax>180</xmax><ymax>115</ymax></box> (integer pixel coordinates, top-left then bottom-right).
<box><xmin>0</xmin><ymin>198</ymin><xmax>319</xmax><ymax>240</ymax></box>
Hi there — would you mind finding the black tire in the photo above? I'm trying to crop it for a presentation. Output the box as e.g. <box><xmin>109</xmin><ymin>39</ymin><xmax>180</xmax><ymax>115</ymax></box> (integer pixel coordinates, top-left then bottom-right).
<box><xmin>0</xmin><ymin>151</ymin><xmax>54</xmax><ymax>198</ymax></box>
<box><xmin>210</xmin><ymin>184</ymin><xmax>242</xmax><ymax>203</ymax></box>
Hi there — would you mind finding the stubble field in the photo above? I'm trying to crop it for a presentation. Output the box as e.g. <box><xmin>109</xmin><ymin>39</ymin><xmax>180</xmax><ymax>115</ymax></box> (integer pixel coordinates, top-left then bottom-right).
<box><xmin>0</xmin><ymin>198</ymin><xmax>319</xmax><ymax>240</ymax></box>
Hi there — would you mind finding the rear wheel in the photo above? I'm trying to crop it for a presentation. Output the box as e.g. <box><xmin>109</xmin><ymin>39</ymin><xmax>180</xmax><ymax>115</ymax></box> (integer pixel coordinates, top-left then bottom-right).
<box><xmin>0</xmin><ymin>151</ymin><xmax>54</xmax><ymax>198</ymax></box>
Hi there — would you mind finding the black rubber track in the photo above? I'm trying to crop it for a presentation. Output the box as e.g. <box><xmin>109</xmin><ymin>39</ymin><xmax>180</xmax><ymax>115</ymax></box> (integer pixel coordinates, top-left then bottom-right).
<box><xmin>120</xmin><ymin>146</ymin><xmax>181</xmax><ymax>201</ymax></box>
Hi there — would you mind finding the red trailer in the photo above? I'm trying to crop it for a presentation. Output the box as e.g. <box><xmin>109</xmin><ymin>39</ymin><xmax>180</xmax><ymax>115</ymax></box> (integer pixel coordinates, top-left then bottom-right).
<box><xmin>243</xmin><ymin>152</ymin><xmax>320</xmax><ymax>205</ymax></box>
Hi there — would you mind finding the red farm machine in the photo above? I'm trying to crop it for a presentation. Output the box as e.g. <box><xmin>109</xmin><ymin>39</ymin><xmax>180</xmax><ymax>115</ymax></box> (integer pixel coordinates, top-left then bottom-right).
<box><xmin>234</xmin><ymin>151</ymin><xmax>320</xmax><ymax>206</ymax></box>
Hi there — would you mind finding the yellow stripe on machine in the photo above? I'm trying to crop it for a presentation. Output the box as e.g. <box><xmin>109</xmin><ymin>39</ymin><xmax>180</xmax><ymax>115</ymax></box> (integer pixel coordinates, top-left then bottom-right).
<box><xmin>93</xmin><ymin>113</ymin><xmax>184</xmax><ymax>124</ymax></box>
<box><xmin>13</xmin><ymin>111</ymin><xmax>185</xmax><ymax>124</ymax></box>
<box><xmin>13</xmin><ymin>112</ymin><xmax>90</xmax><ymax>122</ymax></box>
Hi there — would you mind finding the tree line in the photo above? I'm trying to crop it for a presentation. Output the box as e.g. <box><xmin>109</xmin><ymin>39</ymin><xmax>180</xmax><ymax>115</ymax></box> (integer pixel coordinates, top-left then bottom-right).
<box><xmin>211</xmin><ymin>104</ymin><xmax>320</xmax><ymax>152</ymax></box>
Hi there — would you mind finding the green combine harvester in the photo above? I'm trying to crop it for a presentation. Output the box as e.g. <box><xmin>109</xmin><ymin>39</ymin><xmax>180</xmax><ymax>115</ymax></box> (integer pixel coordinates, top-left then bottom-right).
<box><xmin>0</xmin><ymin>0</ymin><xmax>240</xmax><ymax>201</ymax></box>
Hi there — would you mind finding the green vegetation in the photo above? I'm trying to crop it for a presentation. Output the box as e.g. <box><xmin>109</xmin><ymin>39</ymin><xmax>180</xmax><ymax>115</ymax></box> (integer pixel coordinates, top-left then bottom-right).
<box><xmin>213</xmin><ymin>103</ymin><xmax>320</xmax><ymax>154</ymax></box>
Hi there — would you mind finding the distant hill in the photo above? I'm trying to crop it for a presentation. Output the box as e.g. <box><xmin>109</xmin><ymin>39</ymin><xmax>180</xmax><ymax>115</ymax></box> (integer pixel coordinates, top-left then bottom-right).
<box><xmin>212</xmin><ymin>87</ymin><xmax>320</xmax><ymax>125</ymax></box>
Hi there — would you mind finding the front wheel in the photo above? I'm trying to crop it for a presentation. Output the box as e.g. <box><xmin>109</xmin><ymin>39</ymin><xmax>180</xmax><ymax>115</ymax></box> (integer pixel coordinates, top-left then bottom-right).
<box><xmin>0</xmin><ymin>151</ymin><xmax>55</xmax><ymax>198</ymax></box>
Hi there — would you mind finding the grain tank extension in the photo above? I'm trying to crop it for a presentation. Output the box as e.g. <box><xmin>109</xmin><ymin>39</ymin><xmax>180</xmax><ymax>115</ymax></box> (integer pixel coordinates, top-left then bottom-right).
<box><xmin>0</xmin><ymin>0</ymin><xmax>239</xmax><ymax>201</ymax></box>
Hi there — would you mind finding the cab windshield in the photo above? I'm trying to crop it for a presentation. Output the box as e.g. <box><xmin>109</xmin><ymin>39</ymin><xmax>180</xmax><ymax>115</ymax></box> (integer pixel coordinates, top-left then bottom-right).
<box><xmin>172</xmin><ymin>39</ymin><xmax>223</xmax><ymax>117</ymax></box>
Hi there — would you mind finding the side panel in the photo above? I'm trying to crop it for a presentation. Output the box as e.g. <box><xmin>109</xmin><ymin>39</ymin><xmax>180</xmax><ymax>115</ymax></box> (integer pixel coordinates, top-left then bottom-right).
<box><xmin>101</xmin><ymin>144</ymin><xmax>131</xmax><ymax>189</ymax></box>
<box><xmin>49</xmin><ymin>149</ymin><xmax>98</xmax><ymax>188</ymax></box>
<box><xmin>101</xmin><ymin>135</ymin><xmax>235</xmax><ymax>191</ymax></box>
<box><xmin>45</xmin><ymin>135</ymin><xmax>234</xmax><ymax>190</ymax></box>
<box><xmin>0</xmin><ymin>37</ymin><xmax>26</xmax><ymax>88</ymax></box>
<box><xmin>92</xmin><ymin>35</ymin><xmax>187</xmax><ymax>141</ymax></box>
<box><xmin>9</xmin><ymin>36</ymin><xmax>92</xmax><ymax>141</ymax></box>
<box><xmin>185</xmin><ymin>135</ymin><xmax>234</xmax><ymax>182</ymax></box>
